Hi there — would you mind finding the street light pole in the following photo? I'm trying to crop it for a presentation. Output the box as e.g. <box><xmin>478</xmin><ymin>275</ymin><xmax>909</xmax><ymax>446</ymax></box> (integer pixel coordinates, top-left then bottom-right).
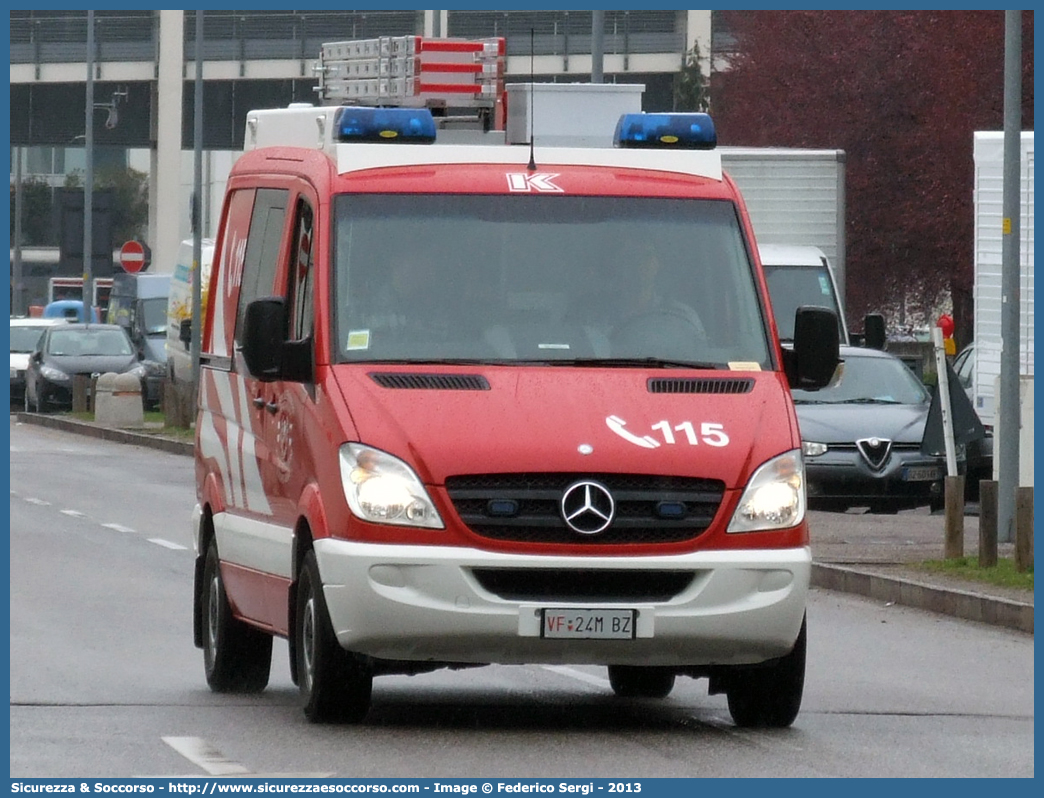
<box><xmin>997</xmin><ymin>10</ymin><xmax>1022</xmax><ymax>543</ymax></box>
<box><xmin>190</xmin><ymin>10</ymin><xmax>203</xmax><ymax>395</ymax></box>
<box><xmin>83</xmin><ymin>9</ymin><xmax>95</xmax><ymax>322</ymax></box>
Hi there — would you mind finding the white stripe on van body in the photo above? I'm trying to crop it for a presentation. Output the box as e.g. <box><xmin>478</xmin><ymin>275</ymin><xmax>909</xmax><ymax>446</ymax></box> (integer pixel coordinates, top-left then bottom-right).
<box><xmin>212</xmin><ymin>510</ymin><xmax>293</xmax><ymax>579</ymax></box>
<box><xmin>199</xmin><ymin>368</ymin><xmax>272</xmax><ymax>516</ymax></box>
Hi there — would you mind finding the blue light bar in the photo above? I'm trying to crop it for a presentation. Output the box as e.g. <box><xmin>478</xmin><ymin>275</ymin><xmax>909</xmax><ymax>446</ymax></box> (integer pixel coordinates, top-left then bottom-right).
<box><xmin>335</xmin><ymin>107</ymin><xmax>437</xmax><ymax>144</ymax></box>
<box><xmin>613</xmin><ymin>112</ymin><xmax>717</xmax><ymax>150</ymax></box>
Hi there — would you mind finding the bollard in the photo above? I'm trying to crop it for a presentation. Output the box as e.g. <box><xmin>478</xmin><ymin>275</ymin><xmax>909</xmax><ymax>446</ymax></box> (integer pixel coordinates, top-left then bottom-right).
<box><xmin>1015</xmin><ymin>487</ymin><xmax>1033</xmax><ymax>572</ymax></box>
<box><xmin>943</xmin><ymin>474</ymin><xmax>964</xmax><ymax>559</ymax></box>
<box><xmin>72</xmin><ymin>374</ymin><xmax>91</xmax><ymax>413</ymax></box>
<box><xmin>978</xmin><ymin>480</ymin><xmax>998</xmax><ymax>568</ymax></box>
<box><xmin>163</xmin><ymin>375</ymin><xmax>195</xmax><ymax>429</ymax></box>
<box><xmin>94</xmin><ymin>372</ymin><xmax>145</xmax><ymax>429</ymax></box>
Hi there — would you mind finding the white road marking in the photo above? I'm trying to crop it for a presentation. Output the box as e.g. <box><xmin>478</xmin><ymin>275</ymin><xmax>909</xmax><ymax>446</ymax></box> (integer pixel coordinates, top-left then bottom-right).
<box><xmin>161</xmin><ymin>737</ymin><xmax>251</xmax><ymax>776</ymax></box>
<box><xmin>60</xmin><ymin>509</ymin><xmax>85</xmax><ymax>517</ymax></box>
<box><xmin>24</xmin><ymin>497</ymin><xmax>50</xmax><ymax>506</ymax></box>
<box><xmin>160</xmin><ymin>737</ymin><xmax>333</xmax><ymax>779</ymax></box>
<box><xmin>541</xmin><ymin>664</ymin><xmax>611</xmax><ymax>688</ymax></box>
<box><xmin>102</xmin><ymin>523</ymin><xmax>137</xmax><ymax>533</ymax></box>
<box><xmin>149</xmin><ymin>538</ymin><xmax>187</xmax><ymax>550</ymax></box>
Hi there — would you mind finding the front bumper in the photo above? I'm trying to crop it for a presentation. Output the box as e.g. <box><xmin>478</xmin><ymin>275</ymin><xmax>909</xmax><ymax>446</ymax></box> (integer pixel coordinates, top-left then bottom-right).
<box><xmin>313</xmin><ymin>539</ymin><xmax>810</xmax><ymax>668</ymax></box>
<box><xmin>804</xmin><ymin>449</ymin><xmax>945</xmax><ymax>509</ymax></box>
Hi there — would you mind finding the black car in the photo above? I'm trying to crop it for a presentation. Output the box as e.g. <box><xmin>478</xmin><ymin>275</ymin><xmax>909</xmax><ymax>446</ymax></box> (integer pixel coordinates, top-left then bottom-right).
<box><xmin>794</xmin><ymin>346</ymin><xmax>952</xmax><ymax>513</ymax></box>
<box><xmin>23</xmin><ymin>323</ymin><xmax>148</xmax><ymax>413</ymax></box>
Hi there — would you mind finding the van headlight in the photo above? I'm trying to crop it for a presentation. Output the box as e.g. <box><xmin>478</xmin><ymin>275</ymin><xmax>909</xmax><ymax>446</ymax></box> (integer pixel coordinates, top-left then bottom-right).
<box><xmin>728</xmin><ymin>449</ymin><xmax>805</xmax><ymax>533</ymax></box>
<box><xmin>339</xmin><ymin>443</ymin><xmax>444</xmax><ymax>529</ymax></box>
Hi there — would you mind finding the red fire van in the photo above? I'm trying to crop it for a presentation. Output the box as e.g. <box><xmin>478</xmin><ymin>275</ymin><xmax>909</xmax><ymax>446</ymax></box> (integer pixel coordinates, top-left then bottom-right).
<box><xmin>192</xmin><ymin>36</ymin><xmax>839</xmax><ymax>728</ymax></box>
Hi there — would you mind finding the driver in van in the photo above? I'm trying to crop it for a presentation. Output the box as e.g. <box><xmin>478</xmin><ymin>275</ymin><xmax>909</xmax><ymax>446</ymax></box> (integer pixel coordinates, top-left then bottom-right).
<box><xmin>629</xmin><ymin>242</ymin><xmax>708</xmax><ymax>340</ymax></box>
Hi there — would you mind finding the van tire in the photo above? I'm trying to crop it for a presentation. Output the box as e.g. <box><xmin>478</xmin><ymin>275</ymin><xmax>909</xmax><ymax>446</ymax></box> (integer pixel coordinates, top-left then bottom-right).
<box><xmin>725</xmin><ymin>615</ymin><xmax>806</xmax><ymax>728</ymax></box>
<box><xmin>607</xmin><ymin>666</ymin><xmax>676</xmax><ymax>699</ymax></box>
<box><xmin>202</xmin><ymin>541</ymin><xmax>272</xmax><ymax>693</ymax></box>
<box><xmin>296</xmin><ymin>550</ymin><xmax>372</xmax><ymax>724</ymax></box>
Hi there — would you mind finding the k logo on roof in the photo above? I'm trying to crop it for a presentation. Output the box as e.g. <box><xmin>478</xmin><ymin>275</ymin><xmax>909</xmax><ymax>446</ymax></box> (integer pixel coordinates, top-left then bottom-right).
<box><xmin>506</xmin><ymin>173</ymin><xmax>562</xmax><ymax>193</ymax></box>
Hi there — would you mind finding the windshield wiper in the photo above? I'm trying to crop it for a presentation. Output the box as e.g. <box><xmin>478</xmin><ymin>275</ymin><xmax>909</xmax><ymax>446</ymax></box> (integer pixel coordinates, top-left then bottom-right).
<box><xmin>555</xmin><ymin>357</ymin><xmax>724</xmax><ymax>369</ymax></box>
<box><xmin>840</xmin><ymin>397</ymin><xmax>902</xmax><ymax>405</ymax></box>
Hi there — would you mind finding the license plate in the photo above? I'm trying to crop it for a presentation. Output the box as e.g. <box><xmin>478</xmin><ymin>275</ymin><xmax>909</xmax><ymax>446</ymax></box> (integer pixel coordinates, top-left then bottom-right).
<box><xmin>541</xmin><ymin>609</ymin><xmax>636</xmax><ymax>639</ymax></box>
<box><xmin>903</xmin><ymin>466</ymin><xmax>940</xmax><ymax>482</ymax></box>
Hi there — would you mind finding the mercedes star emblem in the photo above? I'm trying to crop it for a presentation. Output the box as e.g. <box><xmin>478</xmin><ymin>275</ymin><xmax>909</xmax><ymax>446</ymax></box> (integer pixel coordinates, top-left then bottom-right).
<box><xmin>560</xmin><ymin>480</ymin><xmax>615</xmax><ymax>535</ymax></box>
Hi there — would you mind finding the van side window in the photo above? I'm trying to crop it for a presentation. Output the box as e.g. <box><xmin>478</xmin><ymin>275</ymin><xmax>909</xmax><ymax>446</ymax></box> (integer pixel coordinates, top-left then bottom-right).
<box><xmin>288</xmin><ymin>200</ymin><xmax>315</xmax><ymax>342</ymax></box>
<box><xmin>234</xmin><ymin>188</ymin><xmax>289</xmax><ymax>347</ymax></box>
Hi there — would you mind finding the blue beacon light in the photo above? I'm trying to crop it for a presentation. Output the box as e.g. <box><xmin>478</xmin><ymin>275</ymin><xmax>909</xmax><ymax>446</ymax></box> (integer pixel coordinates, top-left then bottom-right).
<box><xmin>613</xmin><ymin>112</ymin><xmax>717</xmax><ymax>150</ymax></box>
<box><xmin>335</xmin><ymin>107</ymin><xmax>438</xmax><ymax>144</ymax></box>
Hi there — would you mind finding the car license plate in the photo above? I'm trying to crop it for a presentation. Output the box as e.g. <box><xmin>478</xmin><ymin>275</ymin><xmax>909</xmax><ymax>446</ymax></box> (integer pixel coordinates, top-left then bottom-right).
<box><xmin>541</xmin><ymin>609</ymin><xmax>636</xmax><ymax>639</ymax></box>
<box><xmin>903</xmin><ymin>466</ymin><xmax>941</xmax><ymax>482</ymax></box>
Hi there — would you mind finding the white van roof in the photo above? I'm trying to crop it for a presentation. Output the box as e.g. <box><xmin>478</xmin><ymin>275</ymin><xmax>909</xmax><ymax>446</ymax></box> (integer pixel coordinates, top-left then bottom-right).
<box><xmin>757</xmin><ymin>243</ymin><xmax>829</xmax><ymax>267</ymax></box>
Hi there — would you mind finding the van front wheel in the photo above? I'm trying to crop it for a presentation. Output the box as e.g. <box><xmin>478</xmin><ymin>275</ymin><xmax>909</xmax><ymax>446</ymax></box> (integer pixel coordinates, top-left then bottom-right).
<box><xmin>725</xmin><ymin>616</ymin><xmax>806</xmax><ymax>728</ymax></box>
<box><xmin>202</xmin><ymin>541</ymin><xmax>272</xmax><ymax>693</ymax></box>
<box><xmin>296</xmin><ymin>550</ymin><xmax>372</xmax><ymax>723</ymax></box>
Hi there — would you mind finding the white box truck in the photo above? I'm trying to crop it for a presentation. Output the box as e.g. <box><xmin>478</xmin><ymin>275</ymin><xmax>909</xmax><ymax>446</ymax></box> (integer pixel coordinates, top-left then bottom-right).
<box><xmin>972</xmin><ymin>130</ymin><xmax>1034</xmax><ymax>486</ymax></box>
<box><xmin>165</xmin><ymin>237</ymin><xmax>216</xmax><ymax>386</ymax></box>
<box><xmin>719</xmin><ymin>148</ymin><xmax>848</xmax><ymax>343</ymax></box>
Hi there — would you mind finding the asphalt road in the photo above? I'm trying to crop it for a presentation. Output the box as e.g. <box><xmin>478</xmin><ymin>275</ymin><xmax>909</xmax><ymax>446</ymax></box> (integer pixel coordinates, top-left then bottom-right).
<box><xmin>8</xmin><ymin>420</ymin><xmax>1035</xmax><ymax>778</ymax></box>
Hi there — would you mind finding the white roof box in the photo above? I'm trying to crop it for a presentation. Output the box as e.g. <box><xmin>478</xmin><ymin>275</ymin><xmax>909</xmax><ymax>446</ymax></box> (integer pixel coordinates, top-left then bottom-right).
<box><xmin>505</xmin><ymin>83</ymin><xmax>644</xmax><ymax>148</ymax></box>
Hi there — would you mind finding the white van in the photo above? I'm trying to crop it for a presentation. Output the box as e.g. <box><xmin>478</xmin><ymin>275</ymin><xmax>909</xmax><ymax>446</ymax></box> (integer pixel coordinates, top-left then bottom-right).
<box><xmin>758</xmin><ymin>243</ymin><xmax>850</xmax><ymax>345</ymax></box>
<box><xmin>165</xmin><ymin>237</ymin><xmax>215</xmax><ymax>385</ymax></box>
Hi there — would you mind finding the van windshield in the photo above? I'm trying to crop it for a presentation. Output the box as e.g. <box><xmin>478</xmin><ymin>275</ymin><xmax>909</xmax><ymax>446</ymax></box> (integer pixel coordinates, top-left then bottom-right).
<box><xmin>141</xmin><ymin>297</ymin><xmax>168</xmax><ymax>336</ymax></box>
<box><xmin>762</xmin><ymin>264</ymin><xmax>842</xmax><ymax>342</ymax></box>
<box><xmin>333</xmin><ymin>194</ymin><xmax>771</xmax><ymax>368</ymax></box>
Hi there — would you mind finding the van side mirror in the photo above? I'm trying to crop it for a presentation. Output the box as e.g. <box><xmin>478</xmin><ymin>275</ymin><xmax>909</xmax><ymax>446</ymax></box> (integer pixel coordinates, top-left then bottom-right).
<box><xmin>863</xmin><ymin>313</ymin><xmax>886</xmax><ymax>350</ymax></box>
<box><xmin>242</xmin><ymin>298</ymin><xmax>286</xmax><ymax>382</ymax></box>
<box><xmin>241</xmin><ymin>297</ymin><xmax>314</xmax><ymax>384</ymax></box>
<box><xmin>179</xmin><ymin>318</ymin><xmax>192</xmax><ymax>349</ymax></box>
<box><xmin>784</xmin><ymin>305</ymin><xmax>841</xmax><ymax>391</ymax></box>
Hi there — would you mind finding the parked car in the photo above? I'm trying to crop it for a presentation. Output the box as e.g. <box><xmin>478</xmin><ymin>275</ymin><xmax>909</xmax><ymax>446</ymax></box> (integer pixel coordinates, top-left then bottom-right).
<box><xmin>10</xmin><ymin>317</ymin><xmax>69</xmax><ymax>405</ymax></box>
<box><xmin>952</xmin><ymin>342</ymin><xmax>994</xmax><ymax>497</ymax></box>
<box><xmin>794</xmin><ymin>346</ymin><xmax>952</xmax><ymax>513</ymax></box>
<box><xmin>41</xmin><ymin>299</ymin><xmax>101</xmax><ymax>323</ymax></box>
<box><xmin>106</xmin><ymin>273</ymin><xmax>171</xmax><ymax>409</ymax></box>
<box><xmin>23</xmin><ymin>323</ymin><xmax>147</xmax><ymax>413</ymax></box>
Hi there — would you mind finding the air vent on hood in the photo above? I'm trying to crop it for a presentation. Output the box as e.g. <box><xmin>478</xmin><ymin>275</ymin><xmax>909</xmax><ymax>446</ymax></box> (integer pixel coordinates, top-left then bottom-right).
<box><xmin>647</xmin><ymin>377</ymin><xmax>754</xmax><ymax>394</ymax></box>
<box><xmin>369</xmin><ymin>372</ymin><xmax>491</xmax><ymax>391</ymax></box>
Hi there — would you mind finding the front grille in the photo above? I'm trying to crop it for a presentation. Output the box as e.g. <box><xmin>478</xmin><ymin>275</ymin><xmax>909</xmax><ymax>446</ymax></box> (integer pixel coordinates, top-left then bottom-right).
<box><xmin>445</xmin><ymin>473</ymin><xmax>724</xmax><ymax>544</ymax></box>
<box><xmin>470</xmin><ymin>568</ymin><xmax>696</xmax><ymax>602</ymax></box>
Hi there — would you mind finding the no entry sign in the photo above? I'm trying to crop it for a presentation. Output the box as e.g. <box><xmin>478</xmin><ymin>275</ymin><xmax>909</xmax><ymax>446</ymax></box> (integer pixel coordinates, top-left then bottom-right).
<box><xmin>119</xmin><ymin>240</ymin><xmax>150</xmax><ymax>273</ymax></box>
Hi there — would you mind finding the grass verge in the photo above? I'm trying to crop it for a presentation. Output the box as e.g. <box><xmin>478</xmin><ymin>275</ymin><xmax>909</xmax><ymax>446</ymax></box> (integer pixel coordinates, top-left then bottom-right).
<box><xmin>66</xmin><ymin>410</ymin><xmax>196</xmax><ymax>442</ymax></box>
<box><xmin>914</xmin><ymin>556</ymin><xmax>1033</xmax><ymax>591</ymax></box>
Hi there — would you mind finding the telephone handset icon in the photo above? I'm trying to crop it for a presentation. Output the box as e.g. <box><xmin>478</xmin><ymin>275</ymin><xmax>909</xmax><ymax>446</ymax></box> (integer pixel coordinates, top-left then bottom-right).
<box><xmin>605</xmin><ymin>415</ymin><xmax>660</xmax><ymax>448</ymax></box>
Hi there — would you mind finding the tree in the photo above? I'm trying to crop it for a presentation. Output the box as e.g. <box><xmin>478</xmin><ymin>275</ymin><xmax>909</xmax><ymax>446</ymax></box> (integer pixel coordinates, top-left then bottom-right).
<box><xmin>674</xmin><ymin>42</ymin><xmax>712</xmax><ymax>113</ymax></box>
<box><xmin>10</xmin><ymin>176</ymin><xmax>56</xmax><ymax>246</ymax></box>
<box><xmin>62</xmin><ymin>165</ymin><xmax>149</xmax><ymax>246</ymax></box>
<box><xmin>713</xmin><ymin>10</ymin><xmax>1033</xmax><ymax>345</ymax></box>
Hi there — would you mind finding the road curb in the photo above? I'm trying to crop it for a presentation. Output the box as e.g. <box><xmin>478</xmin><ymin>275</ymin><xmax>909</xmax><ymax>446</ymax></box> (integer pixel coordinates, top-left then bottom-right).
<box><xmin>811</xmin><ymin>563</ymin><xmax>1033</xmax><ymax>634</ymax></box>
<box><xmin>14</xmin><ymin>412</ymin><xmax>194</xmax><ymax>457</ymax></box>
<box><xmin>14</xmin><ymin>411</ymin><xmax>1033</xmax><ymax>635</ymax></box>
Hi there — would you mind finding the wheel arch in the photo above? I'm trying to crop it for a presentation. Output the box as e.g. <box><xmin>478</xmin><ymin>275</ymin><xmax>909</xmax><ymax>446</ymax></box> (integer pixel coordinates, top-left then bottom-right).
<box><xmin>287</xmin><ymin>481</ymin><xmax>329</xmax><ymax>685</ymax></box>
<box><xmin>192</xmin><ymin>506</ymin><xmax>217</xmax><ymax>649</ymax></box>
